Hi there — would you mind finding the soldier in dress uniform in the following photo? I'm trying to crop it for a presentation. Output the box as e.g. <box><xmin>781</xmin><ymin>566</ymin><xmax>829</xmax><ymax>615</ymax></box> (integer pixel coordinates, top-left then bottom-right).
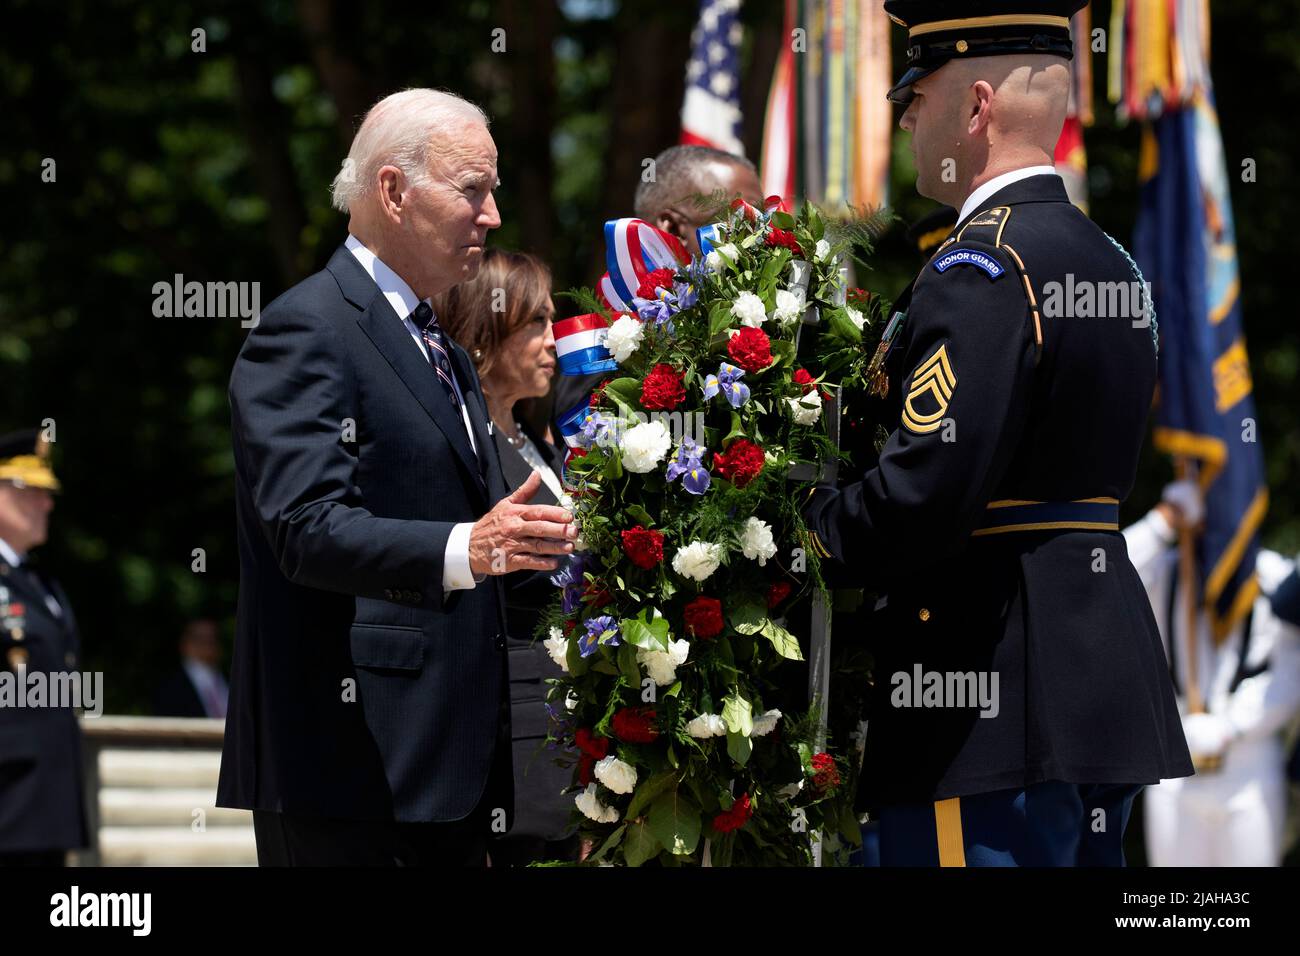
<box><xmin>0</xmin><ymin>429</ymin><xmax>88</xmax><ymax>866</ymax></box>
<box><xmin>1124</xmin><ymin>482</ymin><xmax>1300</xmax><ymax>866</ymax></box>
<box><xmin>804</xmin><ymin>0</ymin><xmax>1193</xmax><ymax>865</ymax></box>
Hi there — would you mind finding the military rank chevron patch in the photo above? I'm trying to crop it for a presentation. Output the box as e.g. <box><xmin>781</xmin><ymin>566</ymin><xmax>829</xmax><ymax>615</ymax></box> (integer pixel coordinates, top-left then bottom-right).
<box><xmin>902</xmin><ymin>343</ymin><xmax>957</xmax><ymax>435</ymax></box>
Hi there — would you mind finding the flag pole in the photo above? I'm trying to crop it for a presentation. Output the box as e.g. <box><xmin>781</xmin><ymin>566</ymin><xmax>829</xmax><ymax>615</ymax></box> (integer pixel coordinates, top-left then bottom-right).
<box><xmin>1175</xmin><ymin>456</ymin><xmax>1203</xmax><ymax>715</ymax></box>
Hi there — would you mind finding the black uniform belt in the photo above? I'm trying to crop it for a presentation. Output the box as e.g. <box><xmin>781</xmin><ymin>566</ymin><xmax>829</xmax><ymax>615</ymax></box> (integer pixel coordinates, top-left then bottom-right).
<box><xmin>972</xmin><ymin>497</ymin><xmax>1120</xmax><ymax>536</ymax></box>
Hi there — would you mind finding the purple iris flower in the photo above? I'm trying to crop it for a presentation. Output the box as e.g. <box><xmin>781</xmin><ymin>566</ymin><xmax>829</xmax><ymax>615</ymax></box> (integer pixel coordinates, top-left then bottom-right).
<box><xmin>580</xmin><ymin>410</ymin><xmax>616</xmax><ymax>447</ymax></box>
<box><xmin>702</xmin><ymin>362</ymin><xmax>751</xmax><ymax>408</ymax></box>
<box><xmin>579</xmin><ymin>615</ymin><xmax>620</xmax><ymax>658</ymax></box>
<box><xmin>550</xmin><ymin>552</ymin><xmax>589</xmax><ymax>589</ymax></box>
<box><xmin>635</xmin><ymin>293</ymin><xmax>676</xmax><ymax>326</ymax></box>
<box><xmin>666</xmin><ymin>437</ymin><xmax>711</xmax><ymax>495</ymax></box>
<box><xmin>672</xmin><ymin>281</ymin><xmax>698</xmax><ymax>310</ymax></box>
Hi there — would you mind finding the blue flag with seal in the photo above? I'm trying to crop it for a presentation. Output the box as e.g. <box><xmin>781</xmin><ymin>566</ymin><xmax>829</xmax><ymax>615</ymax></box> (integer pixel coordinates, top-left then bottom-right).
<box><xmin>1133</xmin><ymin>93</ymin><xmax>1268</xmax><ymax>641</ymax></box>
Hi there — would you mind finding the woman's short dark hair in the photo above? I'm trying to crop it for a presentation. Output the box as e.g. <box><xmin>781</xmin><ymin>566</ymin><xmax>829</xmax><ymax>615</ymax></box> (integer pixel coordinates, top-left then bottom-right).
<box><xmin>431</xmin><ymin>248</ymin><xmax>552</xmax><ymax>380</ymax></box>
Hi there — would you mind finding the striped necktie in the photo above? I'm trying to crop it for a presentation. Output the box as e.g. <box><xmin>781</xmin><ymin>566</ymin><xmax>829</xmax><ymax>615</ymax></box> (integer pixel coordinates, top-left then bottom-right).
<box><xmin>412</xmin><ymin>301</ymin><xmax>460</xmax><ymax>410</ymax></box>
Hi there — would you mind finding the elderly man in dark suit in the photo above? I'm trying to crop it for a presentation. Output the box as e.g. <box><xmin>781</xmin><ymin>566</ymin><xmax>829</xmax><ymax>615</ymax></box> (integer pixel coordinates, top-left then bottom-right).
<box><xmin>217</xmin><ymin>89</ymin><xmax>576</xmax><ymax>866</ymax></box>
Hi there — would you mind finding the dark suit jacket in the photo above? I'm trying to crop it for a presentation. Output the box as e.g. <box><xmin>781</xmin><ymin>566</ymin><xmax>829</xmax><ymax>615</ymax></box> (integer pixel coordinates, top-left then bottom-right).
<box><xmin>216</xmin><ymin>244</ymin><xmax>512</xmax><ymax>825</ymax></box>
<box><xmin>493</xmin><ymin>422</ymin><xmax>574</xmax><ymax>843</ymax></box>
<box><xmin>153</xmin><ymin>667</ymin><xmax>208</xmax><ymax>719</ymax></box>
<box><xmin>0</xmin><ymin>562</ymin><xmax>87</xmax><ymax>852</ymax></box>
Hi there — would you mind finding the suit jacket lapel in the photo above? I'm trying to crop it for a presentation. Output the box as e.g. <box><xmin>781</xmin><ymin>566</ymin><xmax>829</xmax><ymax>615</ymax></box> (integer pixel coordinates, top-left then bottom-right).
<box><xmin>451</xmin><ymin>344</ymin><xmax>507</xmax><ymax>503</ymax></box>
<box><xmin>335</xmin><ymin>266</ymin><xmax>485</xmax><ymax>498</ymax></box>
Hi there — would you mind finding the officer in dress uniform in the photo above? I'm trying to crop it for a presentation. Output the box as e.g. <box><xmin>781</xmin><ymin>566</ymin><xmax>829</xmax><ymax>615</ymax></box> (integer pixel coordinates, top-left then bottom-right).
<box><xmin>804</xmin><ymin>0</ymin><xmax>1193</xmax><ymax>866</ymax></box>
<box><xmin>0</xmin><ymin>430</ymin><xmax>88</xmax><ymax>866</ymax></box>
<box><xmin>1123</xmin><ymin>483</ymin><xmax>1300</xmax><ymax>866</ymax></box>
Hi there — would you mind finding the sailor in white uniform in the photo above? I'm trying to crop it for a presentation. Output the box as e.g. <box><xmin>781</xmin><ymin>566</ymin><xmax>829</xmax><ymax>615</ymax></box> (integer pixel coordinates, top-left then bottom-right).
<box><xmin>1123</xmin><ymin>481</ymin><xmax>1300</xmax><ymax>866</ymax></box>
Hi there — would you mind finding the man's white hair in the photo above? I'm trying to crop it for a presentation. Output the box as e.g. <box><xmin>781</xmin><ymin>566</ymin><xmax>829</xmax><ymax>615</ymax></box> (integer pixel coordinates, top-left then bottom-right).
<box><xmin>330</xmin><ymin>88</ymin><xmax>489</xmax><ymax>213</ymax></box>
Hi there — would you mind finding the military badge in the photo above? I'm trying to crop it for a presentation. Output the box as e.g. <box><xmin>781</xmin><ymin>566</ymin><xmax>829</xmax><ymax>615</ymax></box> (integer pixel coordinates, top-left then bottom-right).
<box><xmin>901</xmin><ymin>343</ymin><xmax>957</xmax><ymax>434</ymax></box>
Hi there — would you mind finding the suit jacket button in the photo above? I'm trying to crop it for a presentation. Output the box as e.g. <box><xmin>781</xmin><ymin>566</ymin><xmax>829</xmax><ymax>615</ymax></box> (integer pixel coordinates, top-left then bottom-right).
<box><xmin>411</xmin><ymin>591</ymin><xmax>422</xmax><ymax>602</ymax></box>
<box><xmin>918</xmin><ymin>608</ymin><xmax>931</xmax><ymax>622</ymax></box>
<box><xmin>384</xmin><ymin>589</ymin><xmax>395</xmax><ymax>599</ymax></box>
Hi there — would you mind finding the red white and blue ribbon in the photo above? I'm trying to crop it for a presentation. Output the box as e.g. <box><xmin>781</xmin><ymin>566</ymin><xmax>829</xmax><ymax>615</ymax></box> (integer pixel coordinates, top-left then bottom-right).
<box><xmin>556</xmin><ymin>397</ymin><xmax>595</xmax><ymax>448</ymax></box>
<box><xmin>554</xmin><ymin>313</ymin><xmax>618</xmax><ymax>377</ymax></box>
<box><xmin>601</xmin><ymin>218</ymin><xmax>690</xmax><ymax>311</ymax></box>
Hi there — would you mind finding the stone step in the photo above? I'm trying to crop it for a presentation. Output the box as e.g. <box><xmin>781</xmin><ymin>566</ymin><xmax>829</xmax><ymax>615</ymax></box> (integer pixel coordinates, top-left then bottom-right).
<box><xmin>98</xmin><ymin>826</ymin><xmax>257</xmax><ymax>867</ymax></box>
<box><xmin>99</xmin><ymin>788</ymin><xmax>250</xmax><ymax>827</ymax></box>
<box><xmin>99</xmin><ymin>749</ymin><xmax>223</xmax><ymax>788</ymax></box>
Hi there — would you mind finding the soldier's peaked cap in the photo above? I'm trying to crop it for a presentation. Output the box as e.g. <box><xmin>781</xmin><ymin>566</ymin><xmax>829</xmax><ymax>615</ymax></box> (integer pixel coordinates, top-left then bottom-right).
<box><xmin>884</xmin><ymin>1</ymin><xmax>1087</xmax><ymax>105</ymax></box>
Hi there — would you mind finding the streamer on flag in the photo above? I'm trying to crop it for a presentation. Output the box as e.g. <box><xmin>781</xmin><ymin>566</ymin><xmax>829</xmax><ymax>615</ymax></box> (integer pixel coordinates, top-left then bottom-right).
<box><xmin>1054</xmin><ymin>5</ymin><xmax>1094</xmax><ymax>211</ymax></box>
<box><xmin>680</xmin><ymin>0</ymin><xmax>745</xmax><ymax>156</ymax></box>
<box><xmin>554</xmin><ymin>314</ymin><xmax>618</xmax><ymax>377</ymax></box>
<box><xmin>1125</xmin><ymin>1</ymin><xmax>1267</xmax><ymax>640</ymax></box>
<box><xmin>760</xmin><ymin>0</ymin><xmax>891</xmax><ymax>212</ymax></box>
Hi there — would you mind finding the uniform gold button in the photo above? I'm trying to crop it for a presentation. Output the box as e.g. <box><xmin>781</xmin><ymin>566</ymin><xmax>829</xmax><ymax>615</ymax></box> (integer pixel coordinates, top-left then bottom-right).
<box><xmin>956</xmin><ymin>39</ymin><xmax>968</xmax><ymax>53</ymax></box>
<box><xmin>918</xmin><ymin>608</ymin><xmax>931</xmax><ymax>622</ymax></box>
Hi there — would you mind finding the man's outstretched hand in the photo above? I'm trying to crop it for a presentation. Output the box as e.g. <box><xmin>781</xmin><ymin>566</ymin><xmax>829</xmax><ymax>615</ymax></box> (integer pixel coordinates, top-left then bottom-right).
<box><xmin>469</xmin><ymin>471</ymin><xmax>576</xmax><ymax>575</ymax></box>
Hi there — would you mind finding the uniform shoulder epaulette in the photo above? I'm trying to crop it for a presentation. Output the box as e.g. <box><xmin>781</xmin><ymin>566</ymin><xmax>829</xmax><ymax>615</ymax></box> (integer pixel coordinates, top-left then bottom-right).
<box><xmin>929</xmin><ymin>205</ymin><xmax>1043</xmax><ymax>360</ymax></box>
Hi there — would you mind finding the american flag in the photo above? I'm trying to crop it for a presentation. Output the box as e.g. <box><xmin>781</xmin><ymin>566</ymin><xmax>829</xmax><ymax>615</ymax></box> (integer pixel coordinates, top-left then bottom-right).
<box><xmin>679</xmin><ymin>0</ymin><xmax>745</xmax><ymax>157</ymax></box>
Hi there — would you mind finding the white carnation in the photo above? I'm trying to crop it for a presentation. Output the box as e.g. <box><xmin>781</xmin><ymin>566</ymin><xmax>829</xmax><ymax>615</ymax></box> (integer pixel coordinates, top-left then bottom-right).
<box><xmin>671</xmin><ymin>540</ymin><xmax>723</xmax><ymax>582</ymax></box>
<box><xmin>706</xmin><ymin>242</ymin><xmax>740</xmax><ymax>273</ymax></box>
<box><xmin>846</xmin><ymin>306</ymin><xmax>866</xmax><ymax>330</ymax></box>
<box><xmin>730</xmin><ymin>291</ymin><xmax>768</xmax><ymax>328</ymax></box>
<box><xmin>575</xmin><ymin>783</ymin><xmax>620</xmax><ymax>823</ymax></box>
<box><xmin>686</xmin><ymin>713</ymin><xmax>729</xmax><ymax>738</ymax></box>
<box><xmin>751</xmin><ymin>709</ymin><xmax>783</xmax><ymax>737</ymax></box>
<box><xmin>739</xmin><ymin>517</ymin><xmax>778</xmax><ymax>566</ymax></box>
<box><xmin>637</xmin><ymin>638</ymin><xmax>690</xmax><ymax>687</ymax></box>
<box><xmin>543</xmin><ymin>627</ymin><xmax>569</xmax><ymax>673</ymax></box>
<box><xmin>787</xmin><ymin>390</ymin><xmax>823</xmax><ymax>426</ymax></box>
<box><xmin>594</xmin><ymin>755</ymin><xmax>638</xmax><ymax>794</ymax></box>
<box><xmin>814</xmin><ymin>238</ymin><xmax>832</xmax><ymax>262</ymax></box>
<box><xmin>771</xmin><ymin>287</ymin><xmax>806</xmax><ymax>326</ymax></box>
<box><xmin>605</xmin><ymin>314</ymin><xmax>645</xmax><ymax>364</ymax></box>
<box><xmin>619</xmin><ymin>419</ymin><xmax>672</xmax><ymax>473</ymax></box>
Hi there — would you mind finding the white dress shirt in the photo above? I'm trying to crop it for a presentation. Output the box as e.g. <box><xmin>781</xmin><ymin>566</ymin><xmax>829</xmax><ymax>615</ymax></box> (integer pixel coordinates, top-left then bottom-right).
<box><xmin>0</xmin><ymin>536</ymin><xmax>22</xmax><ymax>569</ymax></box>
<box><xmin>183</xmin><ymin>658</ymin><xmax>229</xmax><ymax>720</ymax></box>
<box><xmin>0</xmin><ymin>535</ymin><xmax>64</xmax><ymax>618</ymax></box>
<box><xmin>344</xmin><ymin>234</ymin><xmax>480</xmax><ymax>592</ymax></box>
<box><xmin>957</xmin><ymin>165</ymin><xmax>1059</xmax><ymax>224</ymax></box>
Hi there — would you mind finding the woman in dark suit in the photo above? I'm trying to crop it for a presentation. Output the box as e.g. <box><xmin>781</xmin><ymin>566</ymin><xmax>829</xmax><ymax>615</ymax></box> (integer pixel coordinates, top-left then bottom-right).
<box><xmin>432</xmin><ymin>249</ymin><xmax>576</xmax><ymax>865</ymax></box>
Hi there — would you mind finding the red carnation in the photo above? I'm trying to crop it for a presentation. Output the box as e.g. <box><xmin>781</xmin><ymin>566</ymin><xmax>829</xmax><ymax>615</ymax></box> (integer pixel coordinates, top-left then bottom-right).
<box><xmin>563</xmin><ymin>619</ymin><xmax>577</xmax><ymax>636</ymax></box>
<box><xmin>793</xmin><ymin>367</ymin><xmax>831</xmax><ymax>403</ymax></box>
<box><xmin>577</xmin><ymin>755</ymin><xmax>596</xmax><ymax>786</ymax></box>
<box><xmin>727</xmin><ymin>326</ymin><xmax>773</xmax><ymax>373</ymax></box>
<box><xmin>639</xmin><ymin>363</ymin><xmax>686</xmax><ymax>411</ymax></box>
<box><xmin>575</xmin><ymin>727</ymin><xmax>610</xmax><ymax>760</ymax></box>
<box><xmin>713</xmin><ymin>438</ymin><xmax>765</xmax><ymax>488</ymax></box>
<box><xmin>846</xmin><ymin>286</ymin><xmax>872</xmax><ymax>307</ymax></box>
<box><xmin>683</xmin><ymin>595</ymin><xmax>724</xmax><ymax>639</ymax></box>
<box><xmin>621</xmin><ymin>526</ymin><xmax>664</xmax><ymax>569</ymax></box>
<box><xmin>766</xmin><ymin>580</ymin><xmax>793</xmax><ymax>610</ymax></box>
<box><xmin>636</xmin><ymin>267</ymin><xmax>676</xmax><ymax>300</ymax></box>
<box><xmin>764</xmin><ymin>228</ymin><xmax>804</xmax><ymax>257</ymax></box>
<box><xmin>811</xmin><ymin>752</ymin><xmax>841</xmax><ymax>792</ymax></box>
<box><xmin>712</xmin><ymin>793</ymin><xmax>753</xmax><ymax>833</ymax></box>
<box><xmin>611</xmin><ymin>707</ymin><xmax>659</xmax><ymax>744</ymax></box>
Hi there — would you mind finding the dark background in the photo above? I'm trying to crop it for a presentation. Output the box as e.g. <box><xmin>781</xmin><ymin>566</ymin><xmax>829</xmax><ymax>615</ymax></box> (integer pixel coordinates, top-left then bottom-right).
<box><xmin>1</xmin><ymin>0</ymin><xmax>1297</xmax><ymax>715</ymax></box>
